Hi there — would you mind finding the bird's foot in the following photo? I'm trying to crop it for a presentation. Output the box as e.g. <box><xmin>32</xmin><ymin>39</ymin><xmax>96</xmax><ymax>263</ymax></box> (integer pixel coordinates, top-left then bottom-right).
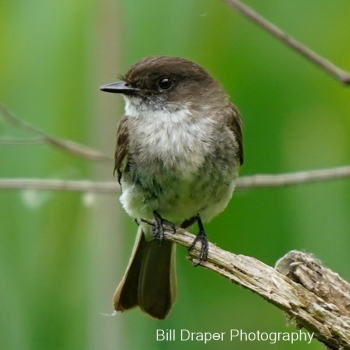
<box><xmin>188</xmin><ymin>215</ymin><xmax>209</xmax><ymax>266</ymax></box>
<box><xmin>151</xmin><ymin>211</ymin><xmax>176</xmax><ymax>242</ymax></box>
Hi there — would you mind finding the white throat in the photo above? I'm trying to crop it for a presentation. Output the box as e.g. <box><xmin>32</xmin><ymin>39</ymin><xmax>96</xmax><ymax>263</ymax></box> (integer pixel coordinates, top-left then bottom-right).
<box><xmin>124</xmin><ymin>97</ymin><xmax>193</xmax><ymax>123</ymax></box>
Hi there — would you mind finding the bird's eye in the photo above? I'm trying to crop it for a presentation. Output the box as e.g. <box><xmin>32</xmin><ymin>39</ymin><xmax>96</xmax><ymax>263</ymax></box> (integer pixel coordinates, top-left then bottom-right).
<box><xmin>158</xmin><ymin>77</ymin><xmax>173</xmax><ymax>90</ymax></box>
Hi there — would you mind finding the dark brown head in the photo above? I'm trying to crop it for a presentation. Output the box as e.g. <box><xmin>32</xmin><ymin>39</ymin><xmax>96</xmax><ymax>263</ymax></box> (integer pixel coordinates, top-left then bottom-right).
<box><xmin>100</xmin><ymin>56</ymin><xmax>229</xmax><ymax>112</ymax></box>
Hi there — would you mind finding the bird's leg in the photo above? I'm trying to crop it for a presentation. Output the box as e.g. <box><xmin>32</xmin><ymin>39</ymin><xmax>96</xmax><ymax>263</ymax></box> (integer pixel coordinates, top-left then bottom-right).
<box><xmin>180</xmin><ymin>216</ymin><xmax>197</xmax><ymax>228</ymax></box>
<box><xmin>151</xmin><ymin>211</ymin><xmax>176</xmax><ymax>242</ymax></box>
<box><xmin>188</xmin><ymin>215</ymin><xmax>209</xmax><ymax>266</ymax></box>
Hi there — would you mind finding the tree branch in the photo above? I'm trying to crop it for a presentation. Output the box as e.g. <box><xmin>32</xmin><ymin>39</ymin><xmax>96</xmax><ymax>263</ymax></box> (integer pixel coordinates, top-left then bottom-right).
<box><xmin>0</xmin><ymin>104</ymin><xmax>112</xmax><ymax>162</ymax></box>
<box><xmin>1</xmin><ymin>164</ymin><xmax>350</xmax><ymax>192</ymax></box>
<box><xmin>237</xmin><ymin>165</ymin><xmax>350</xmax><ymax>189</ymax></box>
<box><xmin>0</xmin><ymin>178</ymin><xmax>117</xmax><ymax>192</ymax></box>
<box><xmin>140</xmin><ymin>219</ymin><xmax>350</xmax><ymax>349</ymax></box>
<box><xmin>0</xmin><ymin>138</ymin><xmax>46</xmax><ymax>145</ymax></box>
<box><xmin>222</xmin><ymin>0</ymin><xmax>350</xmax><ymax>85</ymax></box>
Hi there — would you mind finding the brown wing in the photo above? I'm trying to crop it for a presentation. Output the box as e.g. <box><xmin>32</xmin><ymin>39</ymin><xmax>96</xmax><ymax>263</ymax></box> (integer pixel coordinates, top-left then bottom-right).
<box><xmin>227</xmin><ymin>105</ymin><xmax>244</xmax><ymax>165</ymax></box>
<box><xmin>114</xmin><ymin>115</ymin><xmax>129</xmax><ymax>183</ymax></box>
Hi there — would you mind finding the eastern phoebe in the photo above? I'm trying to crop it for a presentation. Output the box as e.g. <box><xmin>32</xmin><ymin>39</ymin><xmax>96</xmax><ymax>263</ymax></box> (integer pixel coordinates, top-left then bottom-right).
<box><xmin>100</xmin><ymin>56</ymin><xmax>243</xmax><ymax>319</ymax></box>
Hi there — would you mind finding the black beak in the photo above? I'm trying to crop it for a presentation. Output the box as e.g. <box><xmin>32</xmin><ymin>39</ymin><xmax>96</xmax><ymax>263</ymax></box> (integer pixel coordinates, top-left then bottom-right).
<box><xmin>99</xmin><ymin>81</ymin><xmax>140</xmax><ymax>95</ymax></box>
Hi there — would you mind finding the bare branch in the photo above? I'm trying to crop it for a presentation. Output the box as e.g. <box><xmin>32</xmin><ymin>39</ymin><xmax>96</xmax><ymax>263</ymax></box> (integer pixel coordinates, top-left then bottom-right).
<box><xmin>0</xmin><ymin>138</ymin><xmax>45</xmax><ymax>145</ymax></box>
<box><xmin>1</xmin><ymin>165</ymin><xmax>350</xmax><ymax>192</ymax></box>
<box><xmin>0</xmin><ymin>178</ymin><xmax>118</xmax><ymax>193</ymax></box>
<box><xmin>237</xmin><ymin>165</ymin><xmax>350</xmax><ymax>189</ymax></box>
<box><xmin>222</xmin><ymin>0</ymin><xmax>350</xmax><ymax>85</ymax></box>
<box><xmin>141</xmin><ymin>220</ymin><xmax>350</xmax><ymax>349</ymax></box>
<box><xmin>0</xmin><ymin>104</ymin><xmax>112</xmax><ymax>162</ymax></box>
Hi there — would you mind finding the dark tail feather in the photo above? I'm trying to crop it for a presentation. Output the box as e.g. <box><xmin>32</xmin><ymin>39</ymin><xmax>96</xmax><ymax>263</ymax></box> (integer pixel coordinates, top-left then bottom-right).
<box><xmin>113</xmin><ymin>226</ymin><xmax>177</xmax><ymax>319</ymax></box>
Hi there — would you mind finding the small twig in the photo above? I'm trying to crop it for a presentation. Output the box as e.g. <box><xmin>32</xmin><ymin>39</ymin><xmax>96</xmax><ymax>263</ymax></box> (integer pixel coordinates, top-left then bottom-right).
<box><xmin>222</xmin><ymin>0</ymin><xmax>350</xmax><ymax>85</ymax></box>
<box><xmin>0</xmin><ymin>179</ymin><xmax>118</xmax><ymax>193</ymax></box>
<box><xmin>151</xmin><ymin>223</ymin><xmax>350</xmax><ymax>349</ymax></box>
<box><xmin>0</xmin><ymin>104</ymin><xmax>112</xmax><ymax>162</ymax></box>
<box><xmin>0</xmin><ymin>138</ymin><xmax>46</xmax><ymax>145</ymax></box>
<box><xmin>1</xmin><ymin>165</ymin><xmax>350</xmax><ymax>192</ymax></box>
<box><xmin>237</xmin><ymin>165</ymin><xmax>350</xmax><ymax>189</ymax></box>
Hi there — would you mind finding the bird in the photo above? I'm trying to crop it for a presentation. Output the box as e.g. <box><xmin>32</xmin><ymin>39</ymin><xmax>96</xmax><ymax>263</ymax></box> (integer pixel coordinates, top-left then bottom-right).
<box><xmin>99</xmin><ymin>56</ymin><xmax>243</xmax><ymax>319</ymax></box>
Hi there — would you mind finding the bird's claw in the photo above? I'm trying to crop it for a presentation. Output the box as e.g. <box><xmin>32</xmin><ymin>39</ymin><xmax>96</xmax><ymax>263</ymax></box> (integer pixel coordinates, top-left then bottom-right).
<box><xmin>151</xmin><ymin>211</ymin><xmax>176</xmax><ymax>243</ymax></box>
<box><xmin>188</xmin><ymin>230</ymin><xmax>209</xmax><ymax>266</ymax></box>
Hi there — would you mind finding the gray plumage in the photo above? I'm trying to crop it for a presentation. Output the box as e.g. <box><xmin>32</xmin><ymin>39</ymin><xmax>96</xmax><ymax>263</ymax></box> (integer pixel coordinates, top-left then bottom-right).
<box><xmin>100</xmin><ymin>56</ymin><xmax>243</xmax><ymax>319</ymax></box>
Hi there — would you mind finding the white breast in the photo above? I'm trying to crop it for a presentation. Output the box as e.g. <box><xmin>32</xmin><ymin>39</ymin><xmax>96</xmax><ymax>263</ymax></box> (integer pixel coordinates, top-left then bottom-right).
<box><xmin>125</xmin><ymin>98</ymin><xmax>216</xmax><ymax>177</ymax></box>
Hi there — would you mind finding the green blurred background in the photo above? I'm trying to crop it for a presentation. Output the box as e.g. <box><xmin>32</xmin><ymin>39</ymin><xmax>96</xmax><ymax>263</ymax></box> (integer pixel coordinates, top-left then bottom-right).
<box><xmin>1</xmin><ymin>0</ymin><xmax>350</xmax><ymax>349</ymax></box>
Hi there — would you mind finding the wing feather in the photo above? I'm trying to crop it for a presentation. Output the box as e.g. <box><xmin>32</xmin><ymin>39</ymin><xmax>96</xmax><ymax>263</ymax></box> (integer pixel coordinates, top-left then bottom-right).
<box><xmin>114</xmin><ymin>115</ymin><xmax>129</xmax><ymax>183</ymax></box>
<box><xmin>227</xmin><ymin>105</ymin><xmax>244</xmax><ymax>165</ymax></box>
